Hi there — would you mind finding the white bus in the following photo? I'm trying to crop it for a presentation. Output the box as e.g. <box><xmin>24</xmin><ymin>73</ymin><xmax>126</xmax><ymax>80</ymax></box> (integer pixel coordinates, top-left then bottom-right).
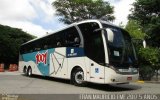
<box><xmin>19</xmin><ymin>20</ymin><xmax>139</xmax><ymax>86</ymax></box>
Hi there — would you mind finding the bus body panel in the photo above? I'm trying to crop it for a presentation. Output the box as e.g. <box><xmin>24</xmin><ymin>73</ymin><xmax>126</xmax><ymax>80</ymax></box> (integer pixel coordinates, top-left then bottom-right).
<box><xmin>20</xmin><ymin>48</ymin><xmax>54</xmax><ymax>76</ymax></box>
<box><xmin>67</xmin><ymin>57</ymin><xmax>86</xmax><ymax>80</ymax></box>
<box><xmin>84</xmin><ymin>57</ymin><xmax>105</xmax><ymax>83</ymax></box>
<box><xmin>49</xmin><ymin>47</ymin><xmax>68</xmax><ymax>78</ymax></box>
<box><xmin>104</xmin><ymin>67</ymin><xmax>139</xmax><ymax>84</ymax></box>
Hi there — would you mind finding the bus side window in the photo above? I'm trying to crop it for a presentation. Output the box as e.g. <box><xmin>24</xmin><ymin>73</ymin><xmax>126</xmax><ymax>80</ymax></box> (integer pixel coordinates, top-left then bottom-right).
<box><xmin>45</xmin><ymin>35</ymin><xmax>55</xmax><ymax>48</ymax></box>
<box><xmin>78</xmin><ymin>22</ymin><xmax>105</xmax><ymax>64</ymax></box>
<box><xmin>65</xmin><ymin>32</ymin><xmax>74</xmax><ymax>47</ymax></box>
<box><xmin>55</xmin><ymin>34</ymin><xmax>62</xmax><ymax>47</ymax></box>
<box><xmin>65</xmin><ymin>27</ymin><xmax>80</xmax><ymax>47</ymax></box>
<box><xmin>74</xmin><ymin>37</ymin><xmax>80</xmax><ymax>46</ymax></box>
<box><xmin>44</xmin><ymin>45</ymin><xmax>47</xmax><ymax>49</ymax></box>
<box><xmin>57</xmin><ymin>41</ymin><xmax>61</xmax><ymax>47</ymax></box>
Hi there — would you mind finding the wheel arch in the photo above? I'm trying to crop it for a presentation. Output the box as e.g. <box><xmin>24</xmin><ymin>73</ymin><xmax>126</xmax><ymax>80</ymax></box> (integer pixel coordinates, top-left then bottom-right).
<box><xmin>70</xmin><ymin>66</ymin><xmax>86</xmax><ymax>80</ymax></box>
<box><xmin>28</xmin><ymin>65</ymin><xmax>31</xmax><ymax>69</ymax></box>
<box><xmin>70</xmin><ymin>66</ymin><xmax>82</xmax><ymax>78</ymax></box>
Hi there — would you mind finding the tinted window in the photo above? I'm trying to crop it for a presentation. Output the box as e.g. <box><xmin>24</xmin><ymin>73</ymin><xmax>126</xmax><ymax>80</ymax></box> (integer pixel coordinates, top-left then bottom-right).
<box><xmin>78</xmin><ymin>22</ymin><xmax>105</xmax><ymax>65</ymax></box>
<box><xmin>20</xmin><ymin>26</ymin><xmax>80</xmax><ymax>54</ymax></box>
<box><xmin>107</xmin><ymin>28</ymin><xmax>124</xmax><ymax>63</ymax></box>
<box><xmin>64</xmin><ymin>27</ymin><xmax>80</xmax><ymax>47</ymax></box>
<box><xmin>103</xmin><ymin>24</ymin><xmax>137</xmax><ymax>67</ymax></box>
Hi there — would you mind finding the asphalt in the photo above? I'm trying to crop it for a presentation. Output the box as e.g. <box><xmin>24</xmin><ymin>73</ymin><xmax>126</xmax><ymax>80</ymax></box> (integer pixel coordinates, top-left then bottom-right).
<box><xmin>0</xmin><ymin>71</ymin><xmax>160</xmax><ymax>84</ymax></box>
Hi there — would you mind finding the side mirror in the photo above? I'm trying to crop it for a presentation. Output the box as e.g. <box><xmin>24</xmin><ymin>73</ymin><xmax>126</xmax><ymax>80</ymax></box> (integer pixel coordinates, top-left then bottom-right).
<box><xmin>93</xmin><ymin>28</ymin><xmax>114</xmax><ymax>43</ymax></box>
<box><xmin>106</xmin><ymin>28</ymin><xmax>114</xmax><ymax>43</ymax></box>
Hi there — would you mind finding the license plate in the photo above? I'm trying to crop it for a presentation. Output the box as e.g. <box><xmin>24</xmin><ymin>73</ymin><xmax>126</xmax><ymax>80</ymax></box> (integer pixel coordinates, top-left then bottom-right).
<box><xmin>127</xmin><ymin>77</ymin><xmax>132</xmax><ymax>80</ymax></box>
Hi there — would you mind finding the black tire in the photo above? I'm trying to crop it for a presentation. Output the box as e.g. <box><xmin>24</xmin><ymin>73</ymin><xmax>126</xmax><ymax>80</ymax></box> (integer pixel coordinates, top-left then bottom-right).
<box><xmin>71</xmin><ymin>68</ymin><xmax>86</xmax><ymax>86</ymax></box>
<box><xmin>23</xmin><ymin>67</ymin><xmax>27</xmax><ymax>75</ymax></box>
<box><xmin>27</xmin><ymin>67</ymin><xmax>32</xmax><ymax>77</ymax></box>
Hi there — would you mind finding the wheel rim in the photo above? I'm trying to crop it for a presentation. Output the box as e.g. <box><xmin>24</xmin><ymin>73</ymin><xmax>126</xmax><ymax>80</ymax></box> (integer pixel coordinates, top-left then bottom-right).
<box><xmin>28</xmin><ymin>68</ymin><xmax>32</xmax><ymax>76</ymax></box>
<box><xmin>75</xmin><ymin>71</ymin><xmax>84</xmax><ymax>84</ymax></box>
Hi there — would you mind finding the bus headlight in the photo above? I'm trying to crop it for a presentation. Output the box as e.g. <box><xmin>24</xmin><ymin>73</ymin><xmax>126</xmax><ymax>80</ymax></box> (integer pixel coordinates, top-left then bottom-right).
<box><xmin>109</xmin><ymin>66</ymin><xmax>119</xmax><ymax>72</ymax></box>
<box><xmin>131</xmin><ymin>68</ymin><xmax>138</xmax><ymax>73</ymax></box>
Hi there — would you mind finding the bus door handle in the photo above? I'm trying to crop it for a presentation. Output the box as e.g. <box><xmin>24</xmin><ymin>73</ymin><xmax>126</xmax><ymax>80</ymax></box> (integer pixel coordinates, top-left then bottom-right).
<box><xmin>91</xmin><ymin>63</ymin><xmax>94</xmax><ymax>66</ymax></box>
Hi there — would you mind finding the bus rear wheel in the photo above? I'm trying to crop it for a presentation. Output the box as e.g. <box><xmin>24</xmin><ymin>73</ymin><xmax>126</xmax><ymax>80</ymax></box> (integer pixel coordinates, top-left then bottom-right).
<box><xmin>23</xmin><ymin>66</ymin><xmax>27</xmax><ymax>75</ymax></box>
<box><xmin>27</xmin><ymin>67</ymin><xmax>32</xmax><ymax>77</ymax></box>
<box><xmin>71</xmin><ymin>68</ymin><xmax>86</xmax><ymax>86</ymax></box>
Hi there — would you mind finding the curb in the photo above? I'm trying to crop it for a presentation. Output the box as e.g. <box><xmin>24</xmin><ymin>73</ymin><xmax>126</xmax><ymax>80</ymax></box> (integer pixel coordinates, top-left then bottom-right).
<box><xmin>137</xmin><ymin>80</ymin><xmax>145</xmax><ymax>83</ymax></box>
<box><xmin>137</xmin><ymin>80</ymin><xmax>160</xmax><ymax>84</ymax></box>
<box><xmin>145</xmin><ymin>81</ymin><xmax>160</xmax><ymax>84</ymax></box>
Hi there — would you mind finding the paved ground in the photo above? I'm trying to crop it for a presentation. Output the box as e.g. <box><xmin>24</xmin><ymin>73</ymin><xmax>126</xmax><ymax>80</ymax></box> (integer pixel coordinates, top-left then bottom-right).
<box><xmin>0</xmin><ymin>71</ymin><xmax>160</xmax><ymax>100</ymax></box>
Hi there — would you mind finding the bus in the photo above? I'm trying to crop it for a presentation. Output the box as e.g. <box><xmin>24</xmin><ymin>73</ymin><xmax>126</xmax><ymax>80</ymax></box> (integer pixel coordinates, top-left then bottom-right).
<box><xmin>19</xmin><ymin>20</ymin><xmax>139</xmax><ymax>86</ymax></box>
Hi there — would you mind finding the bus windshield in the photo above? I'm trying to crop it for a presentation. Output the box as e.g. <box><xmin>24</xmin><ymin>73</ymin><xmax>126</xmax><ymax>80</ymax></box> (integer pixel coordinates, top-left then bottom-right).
<box><xmin>103</xmin><ymin>24</ymin><xmax>137</xmax><ymax>68</ymax></box>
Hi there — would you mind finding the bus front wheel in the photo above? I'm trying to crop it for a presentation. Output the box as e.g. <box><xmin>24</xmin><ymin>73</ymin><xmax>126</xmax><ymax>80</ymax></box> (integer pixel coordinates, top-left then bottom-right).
<box><xmin>71</xmin><ymin>68</ymin><xmax>86</xmax><ymax>86</ymax></box>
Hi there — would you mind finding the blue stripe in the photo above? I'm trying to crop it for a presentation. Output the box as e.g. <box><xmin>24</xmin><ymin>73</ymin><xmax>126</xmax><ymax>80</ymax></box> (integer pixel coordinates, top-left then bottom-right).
<box><xmin>22</xmin><ymin>48</ymin><xmax>55</xmax><ymax>76</ymax></box>
<box><xmin>66</xmin><ymin>47</ymin><xmax>85</xmax><ymax>58</ymax></box>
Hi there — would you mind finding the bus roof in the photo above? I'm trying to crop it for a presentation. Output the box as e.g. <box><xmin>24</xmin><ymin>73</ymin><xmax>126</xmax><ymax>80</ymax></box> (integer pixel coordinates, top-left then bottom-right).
<box><xmin>21</xmin><ymin>19</ymin><xmax>119</xmax><ymax>46</ymax></box>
